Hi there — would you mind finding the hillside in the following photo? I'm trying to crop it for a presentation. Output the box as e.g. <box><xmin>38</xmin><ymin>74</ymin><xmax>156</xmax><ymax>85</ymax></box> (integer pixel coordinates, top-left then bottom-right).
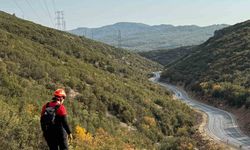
<box><xmin>139</xmin><ymin>46</ymin><xmax>196</xmax><ymax>66</ymax></box>
<box><xmin>0</xmin><ymin>11</ymin><xmax>204</xmax><ymax>149</ymax></box>
<box><xmin>161</xmin><ymin>20</ymin><xmax>250</xmax><ymax>109</ymax></box>
<box><xmin>69</xmin><ymin>22</ymin><xmax>228</xmax><ymax>51</ymax></box>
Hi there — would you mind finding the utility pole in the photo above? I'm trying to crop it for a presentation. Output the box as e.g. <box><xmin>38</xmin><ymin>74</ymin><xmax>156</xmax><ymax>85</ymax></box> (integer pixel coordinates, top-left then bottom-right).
<box><xmin>61</xmin><ymin>11</ymin><xmax>66</xmax><ymax>30</ymax></box>
<box><xmin>82</xmin><ymin>30</ymin><xmax>85</xmax><ymax>37</ymax></box>
<box><xmin>83</xmin><ymin>29</ymin><xmax>87</xmax><ymax>37</ymax></box>
<box><xmin>118</xmin><ymin>30</ymin><xmax>122</xmax><ymax>48</ymax></box>
<box><xmin>55</xmin><ymin>11</ymin><xmax>66</xmax><ymax>30</ymax></box>
<box><xmin>55</xmin><ymin>11</ymin><xmax>62</xmax><ymax>30</ymax></box>
<box><xmin>91</xmin><ymin>30</ymin><xmax>94</xmax><ymax>39</ymax></box>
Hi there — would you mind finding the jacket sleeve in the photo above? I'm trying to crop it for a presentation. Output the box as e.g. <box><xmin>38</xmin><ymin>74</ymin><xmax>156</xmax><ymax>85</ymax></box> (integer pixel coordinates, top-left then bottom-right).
<box><xmin>61</xmin><ymin>116</ymin><xmax>71</xmax><ymax>134</ymax></box>
<box><xmin>40</xmin><ymin>105</ymin><xmax>47</xmax><ymax>132</ymax></box>
<box><xmin>40</xmin><ymin>116</ymin><xmax>47</xmax><ymax>132</ymax></box>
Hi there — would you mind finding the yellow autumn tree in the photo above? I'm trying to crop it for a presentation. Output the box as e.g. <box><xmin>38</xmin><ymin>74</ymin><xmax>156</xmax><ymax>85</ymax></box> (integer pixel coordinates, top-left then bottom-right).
<box><xmin>26</xmin><ymin>103</ymin><xmax>37</xmax><ymax>115</ymax></box>
<box><xmin>200</xmin><ymin>82</ymin><xmax>209</xmax><ymax>89</ymax></box>
<box><xmin>143</xmin><ymin>116</ymin><xmax>156</xmax><ymax>127</ymax></box>
<box><xmin>212</xmin><ymin>84</ymin><xmax>222</xmax><ymax>91</ymax></box>
<box><xmin>179</xmin><ymin>142</ymin><xmax>193</xmax><ymax>150</ymax></box>
<box><xmin>74</xmin><ymin>125</ymin><xmax>93</xmax><ymax>144</ymax></box>
<box><xmin>73</xmin><ymin>126</ymin><xmax>135</xmax><ymax>149</ymax></box>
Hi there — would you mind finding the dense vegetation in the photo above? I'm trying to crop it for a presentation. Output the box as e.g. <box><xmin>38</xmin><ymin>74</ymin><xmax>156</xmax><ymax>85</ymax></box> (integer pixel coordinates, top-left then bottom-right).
<box><xmin>161</xmin><ymin>20</ymin><xmax>250</xmax><ymax>108</ymax></box>
<box><xmin>139</xmin><ymin>46</ymin><xmax>195</xmax><ymax>66</ymax></box>
<box><xmin>69</xmin><ymin>22</ymin><xmax>227</xmax><ymax>51</ymax></box>
<box><xmin>0</xmin><ymin>11</ymin><xmax>200</xmax><ymax>149</ymax></box>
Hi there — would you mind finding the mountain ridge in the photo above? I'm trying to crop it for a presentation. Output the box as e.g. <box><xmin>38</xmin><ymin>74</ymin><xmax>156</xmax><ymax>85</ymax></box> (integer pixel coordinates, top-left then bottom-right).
<box><xmin>69</xmin><ymin>22</ymin><xmax>228</xmax><ymax>51</ymax></box>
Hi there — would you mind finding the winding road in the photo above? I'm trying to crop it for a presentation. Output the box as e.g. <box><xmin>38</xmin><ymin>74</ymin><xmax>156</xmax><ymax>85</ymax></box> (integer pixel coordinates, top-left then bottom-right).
<box><xmin>150</xmin><ymin>72</ymin><xmax>250</xmax><ymax>150</ymax></box>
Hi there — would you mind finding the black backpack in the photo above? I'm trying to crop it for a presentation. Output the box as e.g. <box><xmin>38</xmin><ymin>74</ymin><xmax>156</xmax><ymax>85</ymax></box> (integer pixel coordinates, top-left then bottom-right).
<box><xmin>41</xmin><ymin>102</ymin><xmax>61</xmax><ymax>126</ymax></box>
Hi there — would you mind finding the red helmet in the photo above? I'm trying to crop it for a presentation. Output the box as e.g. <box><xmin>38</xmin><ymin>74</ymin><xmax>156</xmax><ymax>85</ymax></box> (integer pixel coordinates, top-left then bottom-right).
<box><xmin>54</xmin><ymin>89</ymin><xmax>66</xmax><ymax>98</ymax></box>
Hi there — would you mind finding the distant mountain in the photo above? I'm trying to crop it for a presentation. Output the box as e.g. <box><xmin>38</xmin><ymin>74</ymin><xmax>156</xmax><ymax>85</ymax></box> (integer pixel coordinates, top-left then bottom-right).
<box><xmin>69</xmin><ymin>22</ymin><xmax>228</xmax><ymax>51</ymax></box>
<box><xmin>161</xmin><ymin>20</ymin><xmax>250</xmax><ymax>109</ymax></box>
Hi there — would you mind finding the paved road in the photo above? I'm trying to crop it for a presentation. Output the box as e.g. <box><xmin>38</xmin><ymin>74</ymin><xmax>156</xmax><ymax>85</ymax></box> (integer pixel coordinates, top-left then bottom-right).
<box><xmin>150</xmin><ymin>72</ymin><xmax>250</xmax><ymax>150</ymax></box>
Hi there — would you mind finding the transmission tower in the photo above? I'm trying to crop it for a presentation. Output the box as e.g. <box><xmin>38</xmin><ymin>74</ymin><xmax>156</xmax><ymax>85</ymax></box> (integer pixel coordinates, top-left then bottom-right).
<box><xmin>91</xmin><ymin>29</ymin><xmax>94</xmax><ymax>39</ymax></box>
<box><xmin>55</xmin><ymin>11</ymin><xmax>66</xmax><ymax>30</ymax></box>
<box><xmin>82</xmin><ymin>29</ymin><xmax>87</xmax><ymax>37</ymax></box>
<box><xmin>118</xmin><ymin>30</ymin><xmax>122</xmax><ymax>48</ymax></box>
<box><xmin>62</xmin><ymin>20</ymin><xmax>66</xmax><ymax>31</ymax></box>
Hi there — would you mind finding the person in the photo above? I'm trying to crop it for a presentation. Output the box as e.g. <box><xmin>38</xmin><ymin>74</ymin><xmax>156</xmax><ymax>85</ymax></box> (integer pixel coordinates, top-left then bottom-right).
<box><xmin>40</xmin><ymin>89</ymin><xmax>73</xmax><ymax>150</ymax></box>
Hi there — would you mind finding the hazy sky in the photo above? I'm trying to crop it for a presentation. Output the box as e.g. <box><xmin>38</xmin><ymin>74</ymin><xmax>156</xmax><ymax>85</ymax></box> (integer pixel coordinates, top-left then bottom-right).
<box><xmin>1</xmin><ymin>0</ymin><xmax>250</xmax><ymax>30</ymax></box>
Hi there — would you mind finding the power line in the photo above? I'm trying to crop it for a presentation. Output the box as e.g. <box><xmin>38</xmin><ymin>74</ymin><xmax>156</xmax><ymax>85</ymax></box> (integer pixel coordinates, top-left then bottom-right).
<box><xmin>52</xmin><ymin>0</ymin><xmax>56</xmax><ymax>13</ymax></box>
<box><xmin>38</xmin><ymin>0</ymin><xmax>49</xmax><ymax>21</ymax></box>
<box><xmin>42</xmin><ymin>0</ymin><xmax>55</xmax><ymax>27</ymax></box>
<box><xmin>24</xmin><ymin>0</ymin><xmax>40</xmax><ymax>19</ymax></box>
<box><xmin>36</xmin><ymin>0</ymin><xmax>54</xmax><ymax>27</ymax></box>
<box><xmin>12</xmin><ymin>0</ymin><xmax>25</xmax><ymax>18</ymax></box>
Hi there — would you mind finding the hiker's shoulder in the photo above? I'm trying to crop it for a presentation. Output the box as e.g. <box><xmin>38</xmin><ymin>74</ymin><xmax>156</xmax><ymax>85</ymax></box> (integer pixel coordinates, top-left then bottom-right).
<box><xmin>57</xmin><ymin>104</ymin><xmax>67</xmax><ymax>116</ymax></box>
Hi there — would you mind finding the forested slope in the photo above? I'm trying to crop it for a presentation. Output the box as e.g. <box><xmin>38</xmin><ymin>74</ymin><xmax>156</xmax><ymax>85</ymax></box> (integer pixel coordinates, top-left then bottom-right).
<box><xmin>162</xmin><ymin>20</ymin><xmax>250</xmax><ymax>108</ymax></box>
<box><xmin>0</xmin><ymin>11</ymin><xmax>199</xmax><ymax>149</ymax></box>
<box><xmin>139</xmin><ymin>46</ymin><xmax>196</xmax><ymax>66</ymax></box>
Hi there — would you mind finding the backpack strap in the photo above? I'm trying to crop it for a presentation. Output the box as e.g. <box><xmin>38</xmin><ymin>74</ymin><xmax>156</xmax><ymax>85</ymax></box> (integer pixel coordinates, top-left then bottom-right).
<box><xmin>54</xmin><ymin>104</ymin><xmax>61</xmax><ymax>111</ymax></box>
<box><xmin>54</xmin><ymin>104</ymin><xmax>61</xmax><ymax>114</ymax></box>
<box><xmin>46</xmin><ymin>102</ymin><xmax>50</xmax><ymax>108</ymax></box>
<box><xmin>45</xmin><ymin>102</ymin><xmax>61</xmax><ymax>113</ymax></box>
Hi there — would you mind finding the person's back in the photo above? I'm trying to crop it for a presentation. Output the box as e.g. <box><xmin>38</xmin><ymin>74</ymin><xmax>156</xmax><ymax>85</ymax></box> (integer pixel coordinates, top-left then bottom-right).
<box><xmin>40</xmin><ymin>89</ymin><xmax>72</xmax><ymax>150</ymax></box>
